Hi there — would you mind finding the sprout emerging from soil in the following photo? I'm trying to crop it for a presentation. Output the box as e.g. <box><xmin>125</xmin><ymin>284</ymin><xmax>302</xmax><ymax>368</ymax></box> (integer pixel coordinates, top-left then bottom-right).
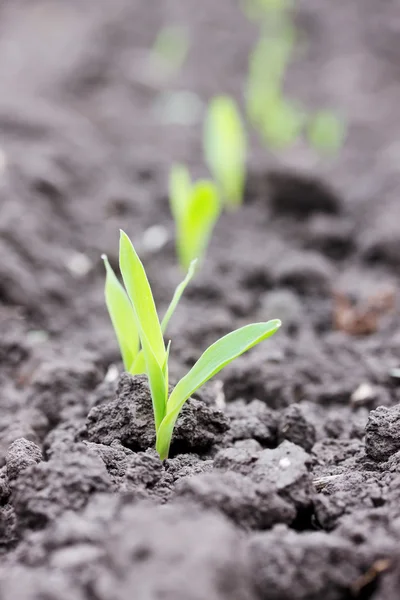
<box><xmin>203</xmin><ymin>95</ymin><xmax>247</xmax><ymax>209</ymax></box>
<box><xmin>103</xmin><ymin>231</ymin><xmax>281</xmax><ymax>459</ymax></box>
<box><xmin>169</xmin><ymin>164</ymin><xmax>220</xmax><ymax>270</ymax></box>
<box><xmin>245</xmin><ymin>31</ymin><xmax>304</xmax><ymax>149</ymax></box>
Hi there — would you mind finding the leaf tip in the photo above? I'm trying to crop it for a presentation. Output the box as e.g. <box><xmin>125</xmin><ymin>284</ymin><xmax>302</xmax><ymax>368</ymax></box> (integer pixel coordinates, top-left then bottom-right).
<box><xmin>101</xmin><ymin>254</ymin><xmax>111</xmax><ymax>274</ymax></box>
<box><xmin>189</xmin><ymin>258</ymin><xmax>198</xmax><ymax>272</ymax></box>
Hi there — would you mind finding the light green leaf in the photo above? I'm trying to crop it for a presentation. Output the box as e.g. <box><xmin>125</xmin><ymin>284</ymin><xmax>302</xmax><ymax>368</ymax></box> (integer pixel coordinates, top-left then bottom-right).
<box><xmin>163</xmin><ymin>340</ymin><xmax>172</xmax><ymax>406</ymax></box>
<box><xmin>169</xmin><ymin>163</ymin><xmax>192</xmax><ymax>224</ymax></box>
<box><xmin>152</xmin><ymin>25</ymin><xmax>189</xmax><ymax>74</ymax></box>
<box><xmin>119</xmin><ymin>230</ymin><xmax>165</xmax><ymax>366</ymax></box>
<box><xmin>129</xmin><ymin>350</ymin><xmax>146</xmax><ymax>375</ymax></box>
<box><xmin>248</xmin><ymin>34</ymin><xmax>293</xmax><ymax>92</ymax></box>
<box><xmin>241</xmin><ymin>0</ymin><xmax>292</xmax><ymax>19</ymax></box>
<box><xmin>102</xmin><ymin>254</ymin><xmax>139</xmax><ymax>371</ymax></box>
<box><xmin>156</xmin><ymin>319</ymin><xmax>281</xmax><ymax>459</ymax></box>
<box><xmin>261</xmin><ymin>95</ymin><xmax>305</xmax><ymax>148</ymax></box>
<box><xmin>307</xmin><ymin>111</ymin><xmax>346</xmax><ymax>155</ymax></box>
<box><xmin>140</xmin><ymin>328</ymin><xmax>167</xmax><ymax>431</ymax></box>
<box><xmin>204</xmin><ymin>95</ymin><xmax>247</xmax><ymax>208</ymax></box>
<box><xmin>161</xmin><ymin>259</ymin><xmax>197</xmax><ymax>333</ymax></box>
<box><xmin>246</xmin><ymin>32</ymin><xmax>294</xmax><ymax>128</ymax></box>
<box><xmin>178</xmin><ymin>180</ymin><xmax>220</xmax><ymax>269</ymax></box>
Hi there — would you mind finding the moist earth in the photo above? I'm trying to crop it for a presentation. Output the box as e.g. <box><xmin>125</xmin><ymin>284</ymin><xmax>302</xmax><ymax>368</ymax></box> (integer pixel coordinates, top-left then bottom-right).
<box><xmin>1</xmin><ymin>0</ymin><xmax>400</xmax><ymax>599</ymax></box>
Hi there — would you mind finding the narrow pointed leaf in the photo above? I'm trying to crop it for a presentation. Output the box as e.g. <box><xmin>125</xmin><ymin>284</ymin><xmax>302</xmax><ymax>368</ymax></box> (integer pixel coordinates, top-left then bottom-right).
<box><xmin>140</xmin><ymin>328</ymin><xmax>167</xmax><ymax>431</ymax></box>
<box><xmin>178</xmin><ymin>180</ymin><xmax>220</xmax><ymax>269</ymax></box>
<box><xmin>102</xmin><ymin>254</ymin><xmax>139</xmax><ymax>371</ymax></box>
<box><xmin>119</xmin><ymin>230</ymin><xmax>165</xmax><ymax>365</ymax></box>
<box><xmin>261</xmin><ymin>96</ymin><xmax>305</xmax><ymax>149</ymax></box>
<box><xmin>307</xmin><ymin>111</ymin><xmax>346</xmax><ymax>154</ymax></box>
<box><xmin>246</xmin><ymin>32</ymin><xmax>294</xmax><ymax>127</ymax></box>
<box><xmin>156</xmin><ymin>319</ymin><xmax>281</xmax><ymax>459</ymax></box>
<box><xmin>204</xmin><ymin>96</ymin><xmax>247</xmax><ymax>208</ymax></box>
<box><xmin>129</xmin><ymin>350</ymin><xmax>146</xmax><ymax>375</ymax></box>
<box><xmin>163</xmin><ymin>340</ymin><xmax>171</xmax><ymax>405</ymax></box>
<box><xmin>169</xmin><ymin>163</ymin><xmax>192</xmax><ymax>224</ymax></box>
<box><xmin>161</xmin><ymin>259</ymin><xmax>197</xmax><ymax>333</ymax></box>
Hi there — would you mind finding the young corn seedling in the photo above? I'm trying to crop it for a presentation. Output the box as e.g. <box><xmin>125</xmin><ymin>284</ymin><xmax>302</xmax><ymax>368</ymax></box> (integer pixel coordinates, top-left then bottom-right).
<box><xmin>246</xmin><ymin>29</ymin><xmax>304</xmax><ymax>150</ymax></box>
<box><xmin>245</xmin><ymin>15</ymin><xmax>346</xmax><ymax>155</ymax></box>
<box><xmin>169</xmin><ymin>163</ymin><xmax>220</xmax><ymax>270</ymax></box>
<box><xmin>203</xmin><ymin>95</ymin><xmax>247</xmax><ymax>209</ymax></box>
<box><xmin>105</xmin><ymin>231</ymin><xmax>281</xmax><ymax>460</ymax></box>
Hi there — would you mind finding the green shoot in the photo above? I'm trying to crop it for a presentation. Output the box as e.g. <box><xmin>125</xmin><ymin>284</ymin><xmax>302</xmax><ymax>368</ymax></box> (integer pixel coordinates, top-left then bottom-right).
<box><xmin>169</xmin><ymin>164</ymin><xmax>220</xmax><ymax>270</ymax></box>
<box><xmin>102</xmin><ymin>245</ymin><xmax>196</xmax><ymax>376</ymax></box>
<box><xmin>203</xmin><ymin>95</ymin><xmax>247</xmax><ymax>209</ymax></box>
<box><xmin>161</xmin><ymin>258</ymin><xmax>198</xmax><ymax>333</ymax></box>
<box><xmin>156</xmin><ymin>319</ymin><xmax>281</xmax><ymax>459</ymax></box>
<box><xmin>245</xmin><ymin>13</ymin><xmax>345</xmax><ymax>157</ymax></box>
<box><xmin>306</xmin><ymin>110</ymin><xmax>346</xmax><ymax>155</ymax></box>
<box><xmin>259</xmin><ymin>93</ymin><xmax>305</xmax><ymax>149</ymax></box>
<box><xmin>151</xmin><ymin>25</ymin><xmax>189</xmax><ymax>77</ymax></box>
<box><xmin>106</xmin><ymin>231</ymin><xmax>281</xmax><ymax>460</ymax></box>
<box><xmin>103</xmin><ymin>255</ymin><xmax>139</xmax><ymax>371</ymax></box>
<box><xmin>241</xmin><ymin>0</ymin><xmax>292</xmax><ymax>20</ymax></box>
<box><xmin>246</xmin><ymin>31</ymin><xmax>295</xmax><ymax>132</ymax></box>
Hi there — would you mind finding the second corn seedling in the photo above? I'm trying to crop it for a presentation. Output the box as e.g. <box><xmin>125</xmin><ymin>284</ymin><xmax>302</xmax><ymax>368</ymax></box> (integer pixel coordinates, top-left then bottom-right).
<box><xmin>169</xmin><ymin>164</ymin><xmax>220</xmax><ymax>270</ymax></box>
<box><xmin>203</xmin><ymin>95</ymin><xmax>247</xmax><ymax>209</ymax></box>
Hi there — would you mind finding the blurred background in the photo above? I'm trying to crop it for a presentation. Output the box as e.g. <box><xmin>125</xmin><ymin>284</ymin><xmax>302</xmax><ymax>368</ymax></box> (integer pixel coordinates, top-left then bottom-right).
<box><xmin>0</xmin><ymin>0</ymin><xmax>399</xmax><ymax>362</ymax></box>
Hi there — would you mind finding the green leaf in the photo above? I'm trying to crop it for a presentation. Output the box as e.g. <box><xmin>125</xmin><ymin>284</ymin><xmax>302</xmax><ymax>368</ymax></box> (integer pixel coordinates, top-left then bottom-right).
<box><xmin>152</xmin><ymin>26</ymin><xmax>189</xmax><ymax>74</ymax></box>
<box><xmin>241</xmin><ymin>0</ymin><xmax>293</xmax><ymax>19</ymax></box>
<box><xmin>177</xmin><ymin>180</ymin><xmax>220</xmax><ymax>270</ymax></box>
<box><xmin>260</xmin><ymin>95</ymin><xmax>305</xmax><ymax>148</ymax></box>
<box><xmin>246</xmin><ymin>32</ymin><xmax>295</xmax><ymax>128</ymax></box>
<box><xmin>102</xmin><ymin>254</ymin><xmax>139</xmax><ymax>371</ymax></box>
<box><xmin>156</xmin><ymin>319</ymin><xmax>281</xmax><ymax>459</ymax></box>
<box><xmin>169</xmin><ymin>163</ymin><xmax>192</xmax><ymax>224</ymax></box>
<box><xmin>307</xmin><ymin>111</ymin><xmax>346</xmax><ymax>155</ymax></box>
<box><xmin>169</xmin><ymin>165</ymin><xmax>220</xmax><ymax>270</ymax></box>
<box><xmin>129</xmin><ymin>350</ymin><xmax>146</xmax><ymax>375</ymax></box>
<box><xmin>140</xmin><ymin>328</ymin><xmax>167</xmax><ymax>431</ymax></box>
<box><xmin>163</xmin><ymin>340</ymin><xmax>172</xmax><ymax>405</ymax></box>
<box><xmin>161</xmin><ymin>259</ymin><xmax>197</xmax><ymax>333</ymax></box>
<box><xmin>119</xmin><ymin>230</ymin><xmax>165</xmax><ymax>366</ymax></box>
<box><xmin>204</xmin><ymin>95</ymin><xmax>247</xmax><ymax>208</ymax></box>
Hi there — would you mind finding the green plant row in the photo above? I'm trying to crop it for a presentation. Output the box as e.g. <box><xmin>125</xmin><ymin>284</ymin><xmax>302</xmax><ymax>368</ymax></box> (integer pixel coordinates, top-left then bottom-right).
<box><xmin>166</xmin><ymin>1</ymin><xmax>345</xmax><ymax>270</ymax></box>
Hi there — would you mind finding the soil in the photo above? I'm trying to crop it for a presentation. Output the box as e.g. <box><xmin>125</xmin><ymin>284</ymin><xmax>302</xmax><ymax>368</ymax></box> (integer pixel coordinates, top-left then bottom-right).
<box><xmin>1</xmin><ymin>0</ymin><xmax>400</xmax><ymax>599</ymax></box>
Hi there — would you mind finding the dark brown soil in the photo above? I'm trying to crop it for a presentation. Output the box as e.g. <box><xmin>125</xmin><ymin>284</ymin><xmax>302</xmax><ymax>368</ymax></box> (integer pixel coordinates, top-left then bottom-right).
<box><xmin>1</xmin><ymin>1</ymin><xmax>400</xmax><ymax>599</ymax></box>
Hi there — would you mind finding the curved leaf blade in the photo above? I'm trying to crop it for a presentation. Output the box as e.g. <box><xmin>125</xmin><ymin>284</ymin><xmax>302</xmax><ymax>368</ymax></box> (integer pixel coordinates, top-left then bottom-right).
<box><xmin>179</xmin><ymin>180</ymin><xmax>220</xmax><ymax>269</ymax></box>
<box><xmin>169</xmin><ymin>163</ymin><xmax>192</xmax><ymax>224</ymax></box>
<box><xmin>260</xmin><ymin>95</ymin><xmax>305</xmax><ymax>149</ymax></box>
<box><xmin>119</xmin><ymin>230</ymin><xmax>165</xmax><ymax>365</ymax></box>
<box><xmin>161</xmin><ymin>259</ymin><xmax>197</xmax><ymax>333</ymax></box>
<box><xmin>307</xmin><ymin>110</ymin><xmax>346</xmax><ymax>155</ymax></box>
<box><xmin>204</xmin><ymin>95</ymin><xmax>247</xmax><ymax>208</ymax></box>
<box><xmin>156</xmin><ymin>319</ymin><xmax>281</xmax><ymax>459</ymax></box>
<box><xmin>102</xmin><ymin>254</ymin><xmax>139</xmax><ymax>371</ymax></box>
